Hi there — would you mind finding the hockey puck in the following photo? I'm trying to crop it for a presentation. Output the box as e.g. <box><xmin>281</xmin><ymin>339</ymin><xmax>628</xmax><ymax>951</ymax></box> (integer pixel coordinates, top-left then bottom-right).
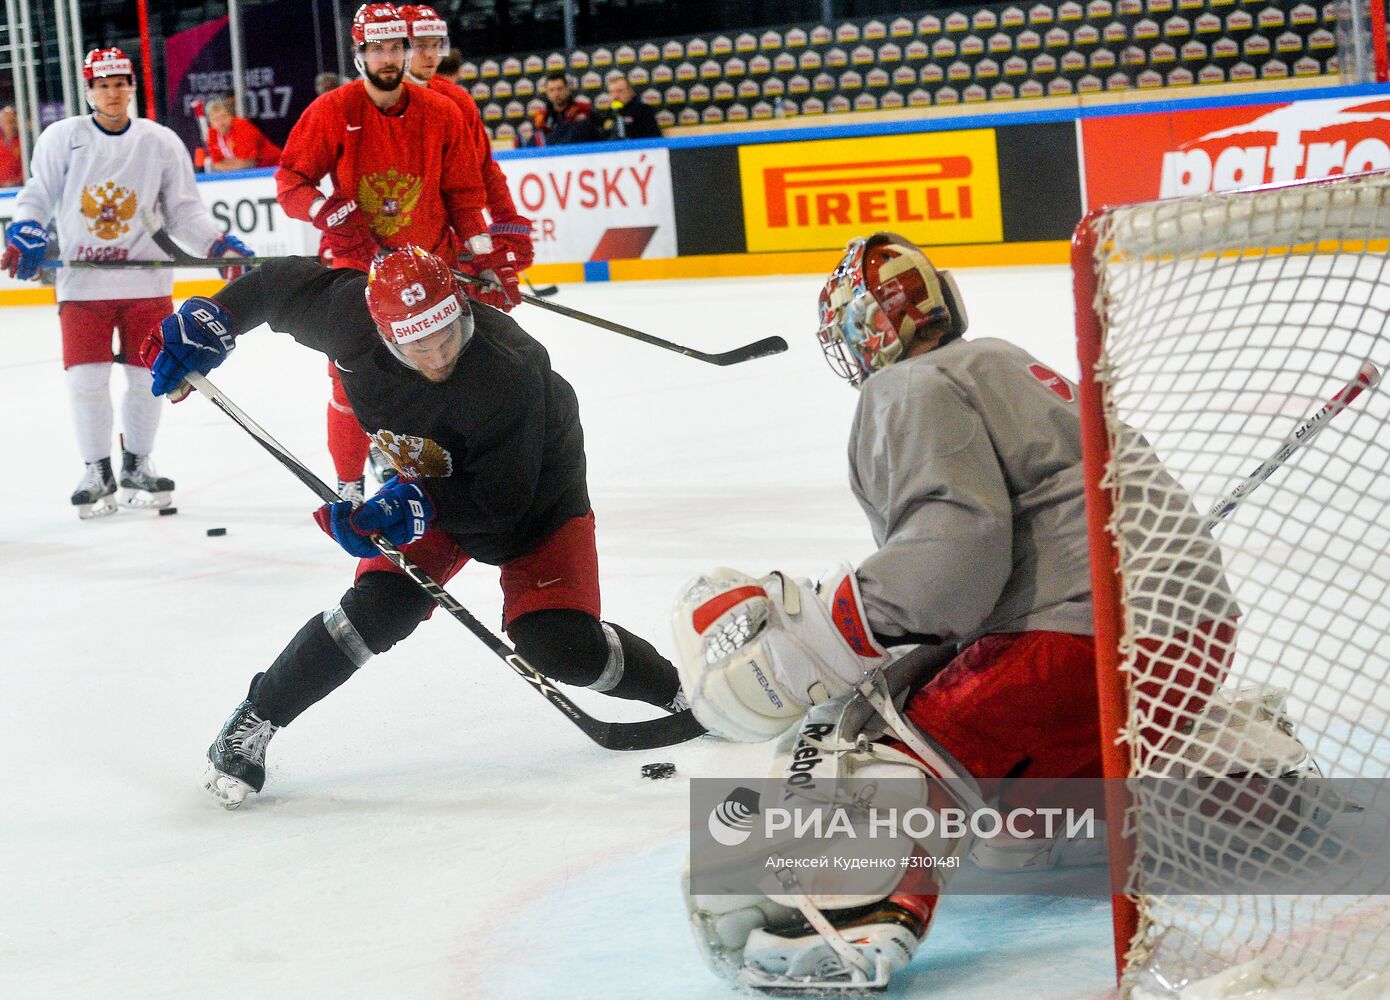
<box><xmin>641</xmin><ymin>762</ymin><xmax>676</xmax><ymax>780</ymax></box>
<box><xmin>159</xmin><ymin>507</ymin><xmax>179</xmax><ymax>516</ymax></box>
<box><xmin>206</xmin><ymin>527</ymin><xmax>227</xmax><ymax>537</ymax></box>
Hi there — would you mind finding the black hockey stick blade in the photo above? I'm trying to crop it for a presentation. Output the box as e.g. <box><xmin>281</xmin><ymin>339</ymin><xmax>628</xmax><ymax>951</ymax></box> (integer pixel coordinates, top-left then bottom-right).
<box><xmin>182</xmin><ymin>372</ymin><xmax>704</xmax><ymax>752</ymax></box>
<box><xmin>524</xmin><ymin>276</ymin><xmax>559</xmax><ymax>298</ymax></box>
<box><xmin>696</xmin><ymin>335</ymin><xmax>789</xmax><ymax>366</ymax></box>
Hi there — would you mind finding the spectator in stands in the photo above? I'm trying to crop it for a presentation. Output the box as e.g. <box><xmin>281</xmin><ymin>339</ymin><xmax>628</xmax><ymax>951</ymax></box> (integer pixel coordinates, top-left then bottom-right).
<box><xmin>315</xmin><ymin>72</ymin><xmax>344</xmax><ymax>95</ymax></box>
<box><xmin>598</xmin><ymin>75</ymin><xmax>661</xmax><ymax>141</ymax></box>
<box><xmin>437</xmin><ymin>49</ymin><xmax>463</xmax><ymax>84</ymax></box>
<box><xmin>204</xmin><ymin>98</ymin><xmax>282</xmax><ymax>171</ymax></box>
<box><xmin>528</xmin><ymin>72</ymin><xmax>596</xmax><ymax>146</ymax></box>
<box><xmin>0</xmin><ymin>105</ymin><xmax>23</xmax><ymax>187</ymax></box>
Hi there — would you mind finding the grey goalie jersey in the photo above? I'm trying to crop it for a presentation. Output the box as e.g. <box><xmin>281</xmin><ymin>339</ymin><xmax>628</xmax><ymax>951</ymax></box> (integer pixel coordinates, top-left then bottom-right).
<box><xmin>849</xmin><ymin>336</ymin><xmax>1236</xmax><ymax>645</ymax></box>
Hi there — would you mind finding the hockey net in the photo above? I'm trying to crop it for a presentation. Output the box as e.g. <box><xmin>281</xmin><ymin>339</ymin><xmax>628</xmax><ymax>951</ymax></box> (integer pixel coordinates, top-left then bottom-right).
<box><xmin>1073</xmin><ymin>170</ymin><xmax>1390</xmax><ymax>999</ymax></box>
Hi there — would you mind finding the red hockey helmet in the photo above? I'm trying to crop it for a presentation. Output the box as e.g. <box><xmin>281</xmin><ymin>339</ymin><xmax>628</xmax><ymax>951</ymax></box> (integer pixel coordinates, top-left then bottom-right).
<box><xmin>82</xmin><ymin>47</ymin><xmax>134</xmax><ymax>82</ymax></box>
<box><xmin>399</xmin><ymin>4</ymin><xmax>449</xmax><ymax>39</ymax></box>
<box><xmin>366</xmin><ymin>247</ymin><xmax>474</xmax><ymax>372</ymax></box>
<box><xmin>816</xmin><ymin>232</ymin><xmax>968</xmax><ymax>386</ymax></box>
<box><xmin>351</xmin><ymin>3</ymin><xmax>409</xmax><ymax>47</ymax></box>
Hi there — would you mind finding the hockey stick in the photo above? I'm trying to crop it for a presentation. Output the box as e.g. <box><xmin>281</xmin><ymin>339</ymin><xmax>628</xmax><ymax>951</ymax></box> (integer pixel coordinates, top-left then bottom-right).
<box><xmin>42</xmin><ymin>257</ymin><xmax>285</xmax><ymax>270</ymax></box>
<box><xmin>182</xmin><ymin>371</ymin><xmax>706</xmax><ymax>752</ymax></box>
<box><xmin>524</xmin><ymin>275</ymin><xmax>559</xmax><ymax>298</ymax></box>
<box><xmin>453</xmin><ymin>270</ymin><xmax>789</xmax><ymax>366</ymax></box>
<box><xmin>141</xmin><ymin>206</ymin><xmax>783</xmax><ymax>366</ymax></box>
<box><xmin>1204</xmin><ymin>359</ymin><xmax>1382</xmax><ymax>532</ymax></box>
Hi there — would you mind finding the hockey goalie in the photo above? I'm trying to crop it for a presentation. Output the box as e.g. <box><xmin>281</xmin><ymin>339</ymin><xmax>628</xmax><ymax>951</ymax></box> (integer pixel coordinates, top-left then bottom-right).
<box><xmin>670</xmin><ymin>233</ymin><xmax>1251</xmax><ymax>991</ymax></box>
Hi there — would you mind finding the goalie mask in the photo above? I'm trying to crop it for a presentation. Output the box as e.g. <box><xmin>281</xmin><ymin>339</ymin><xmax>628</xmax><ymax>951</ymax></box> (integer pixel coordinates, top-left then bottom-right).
<box><xmin>816</xmin><ymin>232</ymin><xmax>968</xmax><ymax>387</ymax></box>
<box><xmin>366</xmin><ymin>246</ymin><xmax>474</xmax><ymax>378</ymax></box>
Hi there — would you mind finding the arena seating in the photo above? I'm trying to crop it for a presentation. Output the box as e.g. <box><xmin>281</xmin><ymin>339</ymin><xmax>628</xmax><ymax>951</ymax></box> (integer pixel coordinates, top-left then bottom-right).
<box><xmin>458</xmin><ymin>0</ymin><xmax>1340</xmax><ymax>142</ymax></box>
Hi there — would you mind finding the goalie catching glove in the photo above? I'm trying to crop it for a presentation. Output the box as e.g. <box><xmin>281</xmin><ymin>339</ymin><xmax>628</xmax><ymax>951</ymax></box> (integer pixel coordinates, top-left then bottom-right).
<box><xmin>671</xmin><ymin>563</ymin><xmax>889</xmax><ymax>742</ymax></box>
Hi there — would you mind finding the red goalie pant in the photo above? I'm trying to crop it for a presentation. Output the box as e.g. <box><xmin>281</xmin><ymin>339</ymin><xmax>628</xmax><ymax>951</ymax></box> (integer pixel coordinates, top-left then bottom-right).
<box><xmin>902</xmin><ymin>621</ymin><xmax>1237</xmax><ymax>790</ymax></box>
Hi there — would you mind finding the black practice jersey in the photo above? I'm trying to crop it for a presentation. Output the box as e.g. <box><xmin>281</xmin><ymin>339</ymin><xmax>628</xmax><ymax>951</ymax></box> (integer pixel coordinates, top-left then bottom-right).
<box><xmin>214</xmin><ymin>257</ymin><xmax>590</xmax><ymax>565</ymax></box>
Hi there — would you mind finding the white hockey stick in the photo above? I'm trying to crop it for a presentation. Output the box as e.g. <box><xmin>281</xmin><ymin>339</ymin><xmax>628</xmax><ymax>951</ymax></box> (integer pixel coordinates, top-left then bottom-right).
<box><xmin>1204</xmin><ymin>359</ymin><xmax>1382</xmax><ymax>532</ymax></box>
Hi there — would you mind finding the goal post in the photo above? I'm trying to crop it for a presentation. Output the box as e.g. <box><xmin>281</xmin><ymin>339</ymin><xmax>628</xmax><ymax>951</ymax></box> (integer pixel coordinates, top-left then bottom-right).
<box><xmin>1073</xmin><ymin>171</ymin><xmax>1390</xmax><ymax>997</ymax></box>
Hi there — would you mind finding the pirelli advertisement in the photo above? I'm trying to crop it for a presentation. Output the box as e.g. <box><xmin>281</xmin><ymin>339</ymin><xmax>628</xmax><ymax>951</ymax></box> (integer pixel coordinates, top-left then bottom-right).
<box><xmin>670</xmin><ymin>121</ymin><xmax>1081</xmax><ymax>260</ymax></box>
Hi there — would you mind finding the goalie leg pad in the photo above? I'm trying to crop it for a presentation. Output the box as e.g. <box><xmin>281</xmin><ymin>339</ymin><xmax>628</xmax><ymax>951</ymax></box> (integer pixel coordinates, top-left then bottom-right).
<box><xmin>684</xmin><ymin>695</ymin><xmax>978</xmax><ymax>990</ymax></box>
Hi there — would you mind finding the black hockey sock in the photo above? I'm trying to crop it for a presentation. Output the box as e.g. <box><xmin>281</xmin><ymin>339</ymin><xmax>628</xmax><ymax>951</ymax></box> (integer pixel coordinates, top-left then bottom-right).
<box><xmin>250</xmin><ymin>615</ymin><xmax>362</xmax><ymax>727</ymax></box>
<box><xmin>249</xmin><ymin>572</ymin><xmax>436</xmax><ymax>726</ymax></box>
<box><xmin>507</xmin><ymin>609</ymin><xmax>608</xmax><ymax>687</ymax></box>
<box><xmin>602</xmin><ymin>622</ymin><xmax>681</xmax><ymax>707</ymax></box>
<box><xmin>507</xmin><ymin>611</ymin><xmax>680</xmax><ymax>707</ymax></box>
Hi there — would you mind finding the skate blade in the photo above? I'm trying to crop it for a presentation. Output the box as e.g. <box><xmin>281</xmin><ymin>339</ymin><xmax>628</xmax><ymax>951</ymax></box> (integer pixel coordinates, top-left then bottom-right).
<box><xmin>119</xmin><ymin>488</ymin><xmax>173</xmax><ymax>510</ymax></box>
<box><xmin>76</xmin><ymin>497</ymin><xmax>118</xmax><ymax>520</ymax></box>
<box><xmin>738</xmin><ymin>960</ymin><xmax>892</xmax><ymax>994</ymax></box>
<box><xmin>202</xmin><ymin>761</ymin><xmax>254</xmax><ymax>810</ymax></box>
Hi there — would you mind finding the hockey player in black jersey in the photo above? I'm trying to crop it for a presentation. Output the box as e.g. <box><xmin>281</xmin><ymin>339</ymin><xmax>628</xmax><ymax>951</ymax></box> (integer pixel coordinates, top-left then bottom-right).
<box><xmin>144</xmin><ymin>246</ymin><xmax>697</xmax><ymax>808</ymax></box>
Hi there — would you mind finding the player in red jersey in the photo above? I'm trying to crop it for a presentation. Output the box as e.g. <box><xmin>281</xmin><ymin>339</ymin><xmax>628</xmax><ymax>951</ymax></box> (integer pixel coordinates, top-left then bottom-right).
<box><xmin>276</xmin><ymin>3</ymin><xmax>516</xmax><ymax>502</ymax></box>
<box><xmin>399</xmin><ymin>4</ymin><xmax>533</xmax><ymax>279</ymax></box>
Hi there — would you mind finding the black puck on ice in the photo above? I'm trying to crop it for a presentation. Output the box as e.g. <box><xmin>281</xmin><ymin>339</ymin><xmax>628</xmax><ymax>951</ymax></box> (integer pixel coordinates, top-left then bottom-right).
<box><xmin>641</xmin><ymin>762</ymin><xmax>676</xmax><ymax>780</ymax></box>
<box><xmin>159</xmin><ymin>507</ymin><xmax>179</xmax><ymax>516</ymax></box>
<box><xmin>206</xmin><ymin>527</ymin><xmax>227</xmax><ymax>537</ymax></box>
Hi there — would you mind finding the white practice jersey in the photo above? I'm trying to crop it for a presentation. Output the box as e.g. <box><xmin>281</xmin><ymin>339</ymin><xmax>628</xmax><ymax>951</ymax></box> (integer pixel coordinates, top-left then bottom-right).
<box><xmin>12</xmin><ymin>116</ymin><xmax>223</xmax><ymax>302</ymax></box>
<box><xmin>848</xmin><ymin>336</ymin><xmax>1094</xmax><ymax>644</ymax></box>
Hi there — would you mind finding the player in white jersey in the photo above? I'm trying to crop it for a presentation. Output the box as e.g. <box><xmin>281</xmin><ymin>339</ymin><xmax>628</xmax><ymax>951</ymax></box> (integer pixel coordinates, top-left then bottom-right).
<box><xmin>3</xmin><ymin>48</ymin><xmax>252</xmax><ymax>518</ymax></box>
<box><xmin>671</xmin><ymin>233</ymin><xmax>1239</xmax><ymax>990</ymax></box>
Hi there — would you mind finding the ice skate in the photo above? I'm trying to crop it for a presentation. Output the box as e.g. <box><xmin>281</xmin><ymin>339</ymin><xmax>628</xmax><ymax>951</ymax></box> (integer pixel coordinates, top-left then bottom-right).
<box><xmin>118</xmin><ymin>449</ymin><xmax>174</xmax><ymax>509</ymax></box>
<box><xmin>739</xmin><ymin>897</ymin><xmax>932</xmax><ymax>991</ymax></box>
<box><xmin>204</xmin><ymin>696</ymin><xmax>278</xmax><ymax>810</ymax></box>
<box><xmin>337</xmin><ymin>476</ymin><xmax>365</xmax><ymax>505</ymax></box>
<box><xmin>367</xmin><ymin>444</ymin><xmax>398</xmax><ymax>485</ymax></box>
<box><xmin>664</xmin><ymin>688</ymin><xmax>692</xmax><ymax>714</ymax></box>
<box><xmin>71</xmin><ymin>457</ymin><xmax>117</xmax><ymax>519</ymax></box>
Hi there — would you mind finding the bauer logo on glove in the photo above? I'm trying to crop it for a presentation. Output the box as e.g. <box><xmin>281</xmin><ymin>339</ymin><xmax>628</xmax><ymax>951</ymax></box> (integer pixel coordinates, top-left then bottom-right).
<box><xmin>313</xmin><ymin>479</ymin><xmax>436</xmax><ymax>558</ymax></box>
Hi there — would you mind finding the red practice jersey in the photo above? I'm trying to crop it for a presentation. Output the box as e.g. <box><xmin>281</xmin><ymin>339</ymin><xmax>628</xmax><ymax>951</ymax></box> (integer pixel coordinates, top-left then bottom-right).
<box><xmin>426</xmin><ymin>76</ymin><xmax>518</xmax><ymax>222</ymax></box>
<box><xmin>276</xmin><ymin>80</ymin><xmax>487</xmax><ymax>270</ymax></box>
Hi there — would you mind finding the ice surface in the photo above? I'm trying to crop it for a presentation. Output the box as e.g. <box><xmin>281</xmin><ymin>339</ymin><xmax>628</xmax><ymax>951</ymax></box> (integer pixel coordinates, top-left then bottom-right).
<box><xmin>0</xmin><ymin>266</ymin><xmax>1117</xmax><ymax>998</ymax></box>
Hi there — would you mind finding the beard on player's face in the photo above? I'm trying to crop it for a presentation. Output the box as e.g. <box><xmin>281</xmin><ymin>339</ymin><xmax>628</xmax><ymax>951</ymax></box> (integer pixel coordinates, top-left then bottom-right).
<box><xmin>365</xmin><ymin>62</ymin><xmax>403</xmax><ymax>91</ymax></box>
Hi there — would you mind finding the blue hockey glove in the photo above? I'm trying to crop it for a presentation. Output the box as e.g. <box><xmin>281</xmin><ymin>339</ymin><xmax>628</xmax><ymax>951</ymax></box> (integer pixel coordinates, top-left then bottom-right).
<box><xmin>209</xmin><ymin>232</ymin><xmax>254</xmax><ymax>281</ymax></box>
<box><xmin>312</xmin><ymin>479</ymin><xmax>436</xmax><ymax>559</ymax></box>
<box><xmin>141</xmin><ymin>297</ymin><xmax>236</xmax><ymax>402</ymax></box>
<box><xmin>2</xmin><ymin>220</ymin><xmax>49</xmax><ymax>281</ymax></box>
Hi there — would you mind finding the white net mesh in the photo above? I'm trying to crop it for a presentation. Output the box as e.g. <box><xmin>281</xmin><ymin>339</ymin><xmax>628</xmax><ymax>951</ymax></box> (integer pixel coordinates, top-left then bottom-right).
<box><xmin>1081</xmin><ymin>171</ymin><xmax>1390</xmax><ymax>998</ymax></box>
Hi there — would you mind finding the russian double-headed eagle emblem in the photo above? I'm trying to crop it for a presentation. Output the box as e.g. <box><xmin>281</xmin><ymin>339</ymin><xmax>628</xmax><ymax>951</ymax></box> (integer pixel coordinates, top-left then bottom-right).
<box><xmin>80</xmin><ymin>181</ymin><xmax>137</xmax><ymax>240</ymax></box>
<box><xmin>358</xmin><ymin>169</ymin><xmax>424</xmax><ymax>238</ymax></box>
<box><xmin>370</xmin><ymin>429</ymin><xmax>452</xmax><ymax>479</ymax></box>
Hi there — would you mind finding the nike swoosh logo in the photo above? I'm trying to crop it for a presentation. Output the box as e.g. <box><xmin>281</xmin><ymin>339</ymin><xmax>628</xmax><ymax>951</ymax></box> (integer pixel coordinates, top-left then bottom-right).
<box><xmin>537</xmin><ymin>578</ymin><xmax>563</xmax><ymax>588</ymax></box>
<box><xmin>334</xmin><ymin>360</ymin><xmax>354</xmax><ymax>373</ymax></box>
<box><xmin>346</xmin><ymin>125</ymin><xmax>362</xmax><ymax>132</ymax></box>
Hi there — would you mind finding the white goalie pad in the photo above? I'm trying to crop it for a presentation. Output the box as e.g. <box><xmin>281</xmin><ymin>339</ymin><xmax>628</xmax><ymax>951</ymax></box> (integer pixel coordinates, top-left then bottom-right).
<box><xmin>684</xmin><ymin>695</ymin><xmax>979</xmax><ymax>992</ymax></box>
<box><xmin>671</xmin><ymin>564</ymin><xmax>890</xmax><ymax>742</ymax></box>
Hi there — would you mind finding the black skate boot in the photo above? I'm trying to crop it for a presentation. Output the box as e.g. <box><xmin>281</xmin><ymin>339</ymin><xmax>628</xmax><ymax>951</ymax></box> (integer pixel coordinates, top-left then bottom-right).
<box><xmin>367</xmin><ymin>444</ymin><xmax>398</xmax><ymax>485</ymax></box>
<box><xmin>337</xmin><ymin>476</ymin><xmax>366</xmax><ymax>505</ymax></box>
<box><xmin>119</xmin><ymin>448</ymin><xmax>175</xmax><ymax>509</ymax></box>
<box><xmin>204</xmin><ymin>689</ymin><xmax>279</xmax><ymax>810</ymax></box>
<box><xmin>71</xmin><ymin>457</ymin><xmax>117</xmax><ymax>519</ymax></box>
